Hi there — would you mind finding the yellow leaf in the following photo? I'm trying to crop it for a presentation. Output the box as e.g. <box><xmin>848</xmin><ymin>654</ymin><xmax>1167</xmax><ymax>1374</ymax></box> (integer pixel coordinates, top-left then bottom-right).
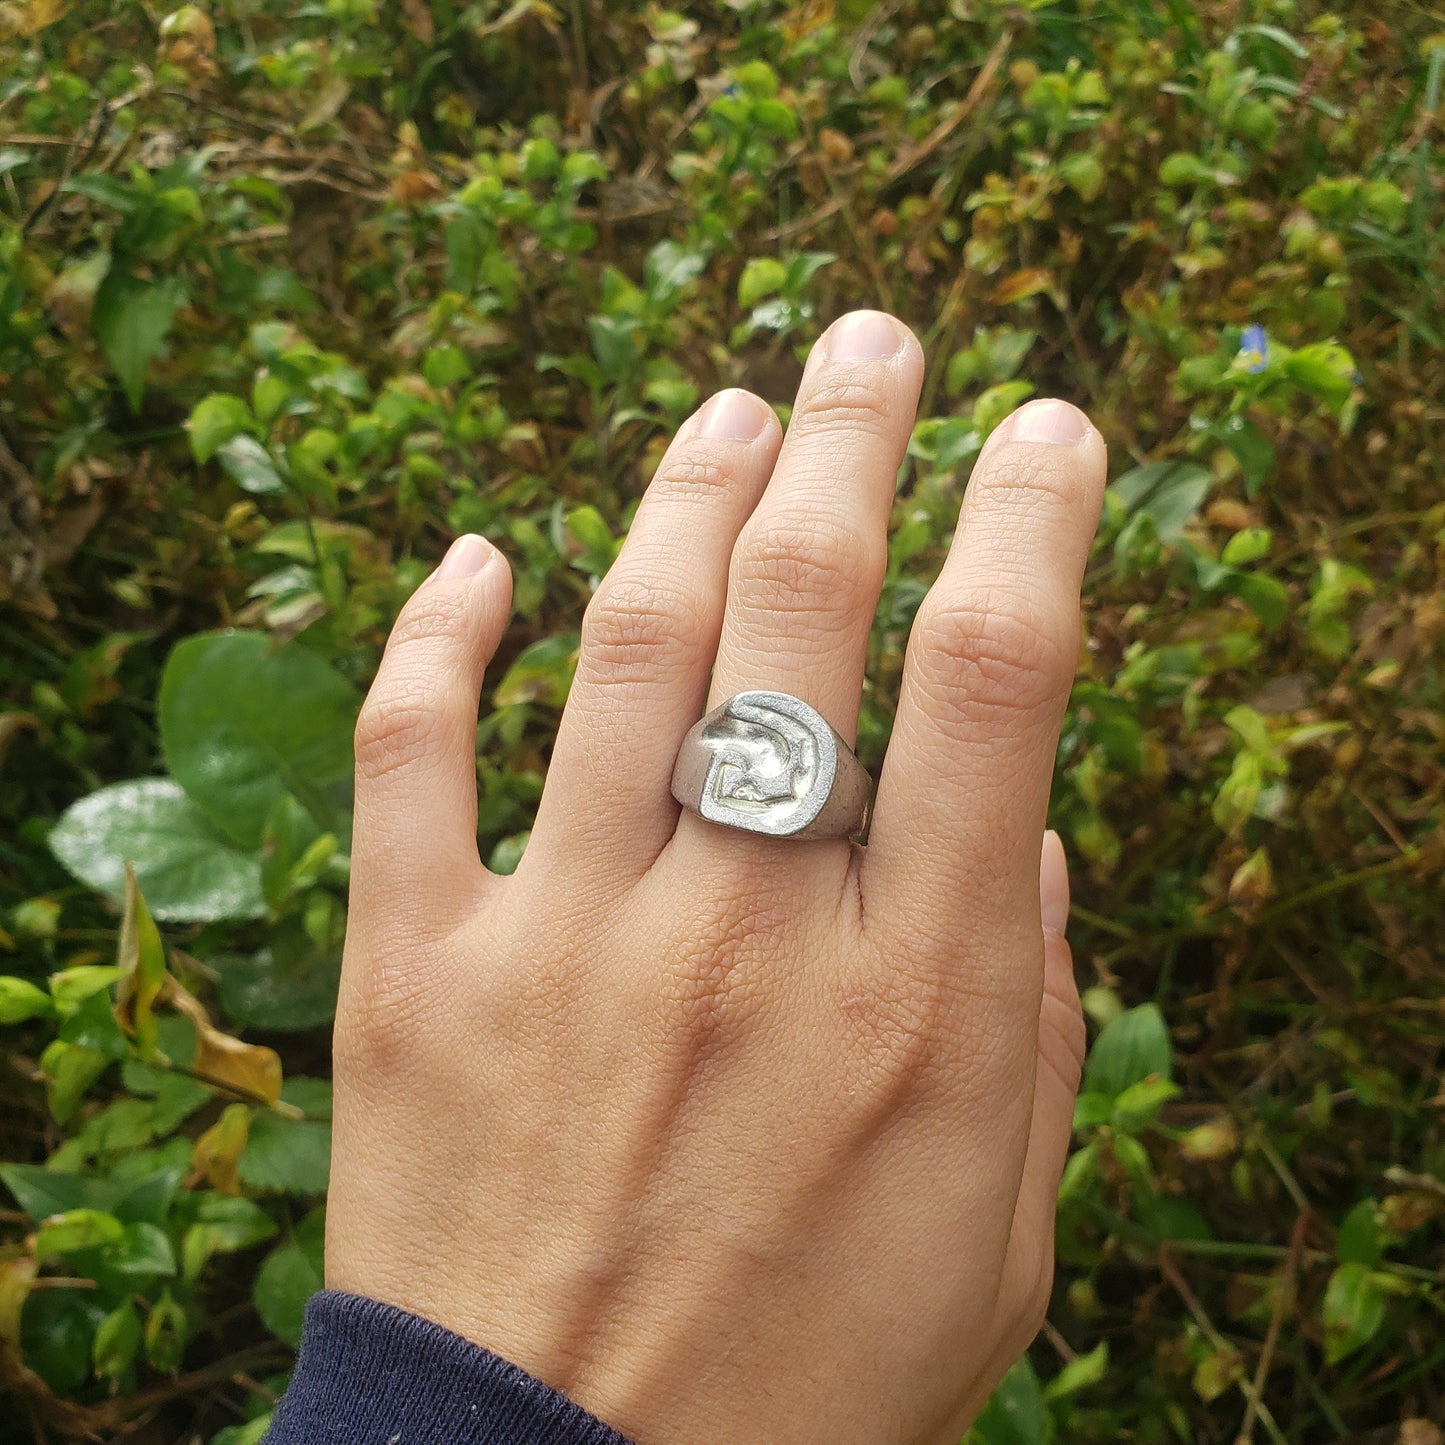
<box><xmin>0</xmin><ymin>712</ymin><xmax>38</xmax><ymax>772</ymax></box>
<box><xmin>990</xmin><ymin>267</ymin><xmax>1055</xmax><ymax>305</ymax></box>
<box><xmin>166</xmin><ymin>980</ymin><xmax>294</xmax><ymax>1111</ymax></box>
<box><xmin>22</xmin><ymin>0</ymin><xmax>67</xmax><ymax>36</ymax></box>
<box><xmin>399</xmin><ymin>0</ymin><xmax>435</xmax><ymax>44</ymax></box>
<box><xmin>473</xmin><ymin>0</ymin><xmax>559</xmax><ymax>40</ymax></box>
<box><xmin>782</xmin><ymin>0</ymin><xmax>833</xmax><ymax>41</ymax></box>
<box><xmin>190</xmin><ymin>1103</ymin><xmax>252</xmax><ymax>1194</ymax></box>
<box><xmin>194</xmin><ymin>1025</ymin><xmax>283</xmax><ymax>1105</ymax></box>
<box><xmin>0</xmin><ymin>1254</ymin><xmax>38</xmax><ymax>1345</ymax></box>
<box><xmin>114</xmin><ymin>866</ymin><xmax>167</xmax><ymax>1058</ymax></box>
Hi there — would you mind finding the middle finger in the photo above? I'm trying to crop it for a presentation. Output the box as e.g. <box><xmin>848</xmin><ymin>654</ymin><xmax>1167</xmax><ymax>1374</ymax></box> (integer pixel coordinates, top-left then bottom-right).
<box><xmin>705</xmin><ymin>310</ymin><xmax>924</xmax><ymax>744</ymax></box>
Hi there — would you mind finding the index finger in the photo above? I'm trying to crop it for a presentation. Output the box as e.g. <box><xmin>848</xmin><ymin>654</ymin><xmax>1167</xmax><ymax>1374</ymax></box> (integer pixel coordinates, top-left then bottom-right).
<box><xmin>861</xmin><ymin>399</ymin><xmax>1106</xmax><ymax>956</ymax></box>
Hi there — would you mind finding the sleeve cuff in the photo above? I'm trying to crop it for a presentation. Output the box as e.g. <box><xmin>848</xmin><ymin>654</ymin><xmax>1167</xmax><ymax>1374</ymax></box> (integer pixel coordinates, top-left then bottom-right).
<box><xmin>266</xmin><ymin>1290</ymin><xmax>635</xmax><ymax>1445</ymax></box>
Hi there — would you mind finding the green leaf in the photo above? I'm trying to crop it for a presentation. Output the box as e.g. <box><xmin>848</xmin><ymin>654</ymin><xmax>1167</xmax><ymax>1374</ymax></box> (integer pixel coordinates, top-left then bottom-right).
<box><xmin>217</xmin><ymin>435</ymin><xmax>285</xmax><ymax>495</ymax></box>
<box><xmin>422</xmin><ymin>345</ymin><xmax>469</xmax><ymax>389</ymax></box>
<box><xmin>40</xmin><ymin>1039</ymin><xmax>110</xmax><ymax>1124</ymax></box>
<box><xmin>494</xmin><ymin>633</ymin><xmax>580</xmax><ymax>708</ymax></box>
<box><xmin>1222</xmin><ymin>571</ymin><xmax>1289</xmax><ymax>631</ymax></box>
<box><xmin>1082</xmin><ymin>1004</ymin><xmax>1173</xmax><ymax>1099</ymax></box>
<box><xmin>738</xmin><ymin>257</ymin><xmax>788</xmax><ymax>307</ymax></box>
<box><xmin>2</xmin><ymin>1166</ymin><xmax>122</xmax><ymax>1221</ymax></box>
<box><xmin>1336</xmin><ymin>1199</ymin><xmax>1381</xmax><ymax>1267</ymax></box>
<box><xmin>1072</xmin><ymin>1091</ymin><xmax>1114</xmax><ymax>1131</ymax></box>
<box><xmin>1112</xmin><ymin>1076</ymin><xmax>1181</xmax><ymax>1132</ymax></box>
<box><xmin>253</xmin><ymin>1208</ymin><xmax>325</xmax><ymax>1346</ymax></box>
<box><xmin>239</xmin><ymin>1111</ymin><xmax>331</xmax><ymax>1195</ymax></box>
<box><xmin>182</xmin><ymin>1194</ymin><xmax>279</xmax><ymax>1282</ymax></box>
<box><xmin>259</xmin><ymin>793</ymin><xmax>323</xmax><ymax>911</ymax></box>
<box><xmin>0</xmin><ymin>147</ymin><xmax>33</xmax><ymax>178</ymax></box>
<box><xmin>212</xmin><ymin>1416</ymin><xmax>274</xmax><ymax>1445</ymax></box>
<box><xmin>64</xmin><ymin>172</ymin><xmax>141</xmax><ymax>211</ymax></box>
<box><xmin>91</xmin><ymin>271</ymin><xmax>187</xmax><ymax>412</ymax></box>
<box><xmin>974</xmin><ymin>381</ymin><xmax>1035</xmax><ymax>436</ymax></box>
<box><xmin>93</xmin><ymin>1299</ymin><xmax>142</xmax><ymax>1384</ymax></box>
<box><xmin>733</xmin><ymin>59</ymin><xmax>779</xmax><ymax>97</ymax></box>
<box><xmin>1213</xmin><ymin>750</ymin><xmax>1264</xmax><ymax>833</ymax></box>
<box><xmin>645</xmin><ymin>240</ymin><xmax>709</xmax><ymax>303</ymax></box>
<box><xmin>587</xmin><ymin>315</ymin><xmax>639</xmax><ymax>381</ymax></box>
<box><xmin>783</xmin><ymin>250</ymin><xmax>836</xmax><ymax>293</ymax></box>
<box><xmin>1224</xmin><ymin>705</ymin><xmax>1272</xmax><ymax>756</ymax></box>
<box><xmin>49</xmin><ymin>778</ymin><xmax>266</xmax><ymax>923</ymax></box>
<box><xmin>970</xmin><ymin>1355</ymin><xmax>1052</xmax><ymax>1445</ymax></box>
<box><xmin>1218</xmin><ymin>415</ymin><xmax>1275</xmax><ymax>497</ymax></box>
<box><xmin>275</xmin><ymin>1078</ymin><xmax>332</xmax><ymax>1121</ymax></box>
<box><xmin>1221</xmin><ymin>527</ymin><xmax>1272</xmax><ymax>567</ymax></box>
<box><xmin>188</xmin><ymin>394</ymin><xmax>255</xmax><ymax>464</ymax></box>
<box><xmin>49</xmin><ymin>965</ymin><xmax>121</xmax><ymax>1017</ymax></box>
<box><xmin>144</xmin><ymin>1290</ymin><xmax>187</xmax><ymax>1372</ymax></box>
<box><xmin>1058</xmin><ymin>1137</ymin><xmax>1101</xmax><ymax>1200</ymax></box>
<box><xmin>0</xmin><ymin>976</ymin><xmax>54</xmax><ymax>1024</ymax></box>
<box><xmin>1110</xmin><ymin>462</ymin><xmax>1212</xmax><ymax>542</ymax></box>
<box><xmin>1322</xmin><ymin>1261</ymin><xmax>1388</xmax><ymax>1364</ymax></box>
<box><xmin>200</xmin><ymin>1193</ymin><xmax>281</xmax><ymax>1247</ymax></box>
<box><xmin>159</xmin><ymin>631</ymin><xmax>359</xmax><ymax>850</ymax></box>
<box><xmin>112</xmin><ymin>1221</ymin><xmax>177</xmax><ymax>1280</ymax></box>
<box><xmin>488</xmin><ymin>830</ymin><xmax>529</xmax><ymax>876</ymax></box>
<box><xmin>1193</xmin><ymin>1345</ymin><xmax>1245</xmax><ymax>1403</ymax></box>
<box><xmin>565</xmin><ymin>505</ymin><xmax>623</xmax><ymax>577</ymax></box>
<box><xmin>1135</xmin><ymin>1192</ymin><xmax>1213</xmax><ymax>1243</ymax></box>
<box><xmin>1282</xmin><ymin>343</ymin><xmax>1356</xmax><ymax>414</ymax></box>
<box><xmin>36</xmin><ymin>1208</ymin><xmax>126</xmax><ymax>1258</ymax></box>
<box><xmin>1057</xmin><ymin>151</ymin><xmax>1104</xmax><ymax>201</ymax></box>
<box><xmin>214</xmin><ymin>943</ymin><xmax>341</xmax><ymax>1033</ymax></box>
<box><xmin>22</xmin><ymin>1288</ymin><xmax>108</xmax><ymax>1394</ymax></box>
<box><xmin>1044</xmin><ymin>1341</ymin><xmax>1109</xmax><ymax>1399</ymax></box>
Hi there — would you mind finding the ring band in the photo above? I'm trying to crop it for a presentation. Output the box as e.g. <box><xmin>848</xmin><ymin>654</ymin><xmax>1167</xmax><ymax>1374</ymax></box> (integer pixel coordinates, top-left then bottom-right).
<box><xmin>671</xmin><ymin>691</ymin><xmax>872</xmax><ymax>843</ymax></box>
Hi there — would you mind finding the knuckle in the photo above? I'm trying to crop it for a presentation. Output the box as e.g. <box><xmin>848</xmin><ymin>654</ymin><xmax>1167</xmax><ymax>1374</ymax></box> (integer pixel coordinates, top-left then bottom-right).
<box><xmin>835</xmin><ymin>939</ymin><xmax>958</xmax><ymax>1109</ymax></box>
<box><xmin>656</xmin><ymin>885</ymin><xmax>789</xmax><ymax>1056</ymax></box>
<box><xmin>971</xmin><ymin>448</ymin><xmax>1086</xmax><ymax>512</ymax></box>
<box><xmin>354</xmin><ymin>676</ymin><xmax>447</xmax><ymax>782</ymax></box>
<box><xmin>334</xmin><ymin>942</ymin><xmax>447</xmax><ymax>1082</ymax></box>
<box><xmin>734</xmin><ymin>513</ymin><xmax>882</xmax><ymax>622</ymax></box>
<box><xmin>580</xmin><ymin>578</ymin><xmax>705</xmax><ymax>685</ymax></box>
<box><xmin>388</xmin><ymin>584</ymin><xmax>475</xmax><ymax>649</ymax></box>
<box><xmin>794</xmin><ymin>373</ymin><xmax>895</xmax><ymax>437</ymax></box>
<box><xmin>912</xmin><ymin>590</ymin><xmax>1075</xmax><ymax>732</ymax></box>
<box><xmin>654</xmin><ymin>451</ymin><xmax>736</xmax><ymax>499</ymax></box>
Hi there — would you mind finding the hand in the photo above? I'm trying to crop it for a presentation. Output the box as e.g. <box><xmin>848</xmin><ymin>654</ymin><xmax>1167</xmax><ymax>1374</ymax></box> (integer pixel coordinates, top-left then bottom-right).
<box><xmin>327</xmin><ymin>309</ymin><xmax>1107</xmax><ymax>1444</ymax></box>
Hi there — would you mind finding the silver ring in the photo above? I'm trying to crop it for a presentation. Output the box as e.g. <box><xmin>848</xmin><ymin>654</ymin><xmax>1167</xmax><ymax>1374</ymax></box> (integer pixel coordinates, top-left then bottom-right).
<box><xmin>671</xmin><ymin>691</ymin><xmax>872</xmax><ymax>844</ymax></box>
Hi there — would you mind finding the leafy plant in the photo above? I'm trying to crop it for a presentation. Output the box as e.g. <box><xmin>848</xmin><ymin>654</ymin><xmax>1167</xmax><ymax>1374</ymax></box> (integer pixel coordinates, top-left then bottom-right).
<box><xmin>2</xmin><ymin>1</ymin><xmax>1442</xmax><ymax>1440</ymax></box>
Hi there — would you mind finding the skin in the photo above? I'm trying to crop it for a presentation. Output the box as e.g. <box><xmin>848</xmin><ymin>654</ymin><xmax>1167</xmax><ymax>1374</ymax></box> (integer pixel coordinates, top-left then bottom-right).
<box><xmin>327</xmin><ymin>309</ymin><xmax>1108</xmax><ymax>1444</ymax></box>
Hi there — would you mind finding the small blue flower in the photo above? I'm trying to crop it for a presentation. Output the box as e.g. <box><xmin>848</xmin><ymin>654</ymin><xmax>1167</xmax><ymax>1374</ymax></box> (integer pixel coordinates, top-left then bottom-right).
<box><xmin>1237</xmin><ymin>323</ymin><xmax>1269</xmax><ymax>374</ymax></box>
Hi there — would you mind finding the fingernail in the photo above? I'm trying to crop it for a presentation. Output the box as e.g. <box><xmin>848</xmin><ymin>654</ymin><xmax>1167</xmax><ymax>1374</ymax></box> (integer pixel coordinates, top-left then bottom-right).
<box><xmin>697</xmin><ymin>389</ymin><xmax>769</xmax><ymax>441</ymax></box>
<box><xmin>822</xmin><ymin>310</ymin><xmax>905</xmax><ymax>362</ymax></box>
<box><xmin>432</xmin><ymin>534</ymin><xmax>497</xmax><ymax>583</ymax></box>
<box><xmin>997</xmin><ymin>399</ymin><xmax>1090</xmax><ymax>446</ymax></box>
<box><xmin>1040</xmin><ymin>829</ymin><xmax>1071</xmax><ymax>935</ymax></box>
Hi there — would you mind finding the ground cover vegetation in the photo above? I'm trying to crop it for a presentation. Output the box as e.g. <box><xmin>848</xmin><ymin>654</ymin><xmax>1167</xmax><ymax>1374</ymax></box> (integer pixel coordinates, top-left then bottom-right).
<box><xmin>0</xmin><ymin>0</ymin><xmax>1441</xmax><ymax>1440</ymax></box>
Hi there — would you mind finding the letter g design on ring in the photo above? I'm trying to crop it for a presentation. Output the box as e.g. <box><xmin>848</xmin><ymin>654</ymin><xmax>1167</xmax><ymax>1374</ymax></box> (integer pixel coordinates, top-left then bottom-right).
<box><xmin>671</xmin><ymin>691</ymin><xmax>873</xmax><ymax>843</ymax></box>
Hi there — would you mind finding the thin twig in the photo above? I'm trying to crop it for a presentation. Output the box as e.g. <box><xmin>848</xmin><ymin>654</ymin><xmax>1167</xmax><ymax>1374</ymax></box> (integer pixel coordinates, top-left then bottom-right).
<box><xmin>1257</xmin><ymin>848</ymin><xmax>1423</xmax><ymax>925</ymax></box>
<box><xmin>1158</xmin><ymin>1249</ymin><xmax>1289</xmax><ymax>1445</ymax></box>
<box><xmin>1236</xmin><ymin>1213</ymin><xmax>1305</xmax><ymax>1445</ymax></box>
<box><xmin>765</xmin><ymin>27</ymin><xmax>1014</xmax><ymax>244</ymax></box>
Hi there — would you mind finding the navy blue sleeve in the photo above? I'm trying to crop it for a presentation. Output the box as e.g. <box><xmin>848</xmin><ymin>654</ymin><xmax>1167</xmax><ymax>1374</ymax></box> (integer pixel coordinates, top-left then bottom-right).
<box><xmin>265</xmin><ymin>1291</ymin><xmax>635</xmax><ymax>1445</ymax></box>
